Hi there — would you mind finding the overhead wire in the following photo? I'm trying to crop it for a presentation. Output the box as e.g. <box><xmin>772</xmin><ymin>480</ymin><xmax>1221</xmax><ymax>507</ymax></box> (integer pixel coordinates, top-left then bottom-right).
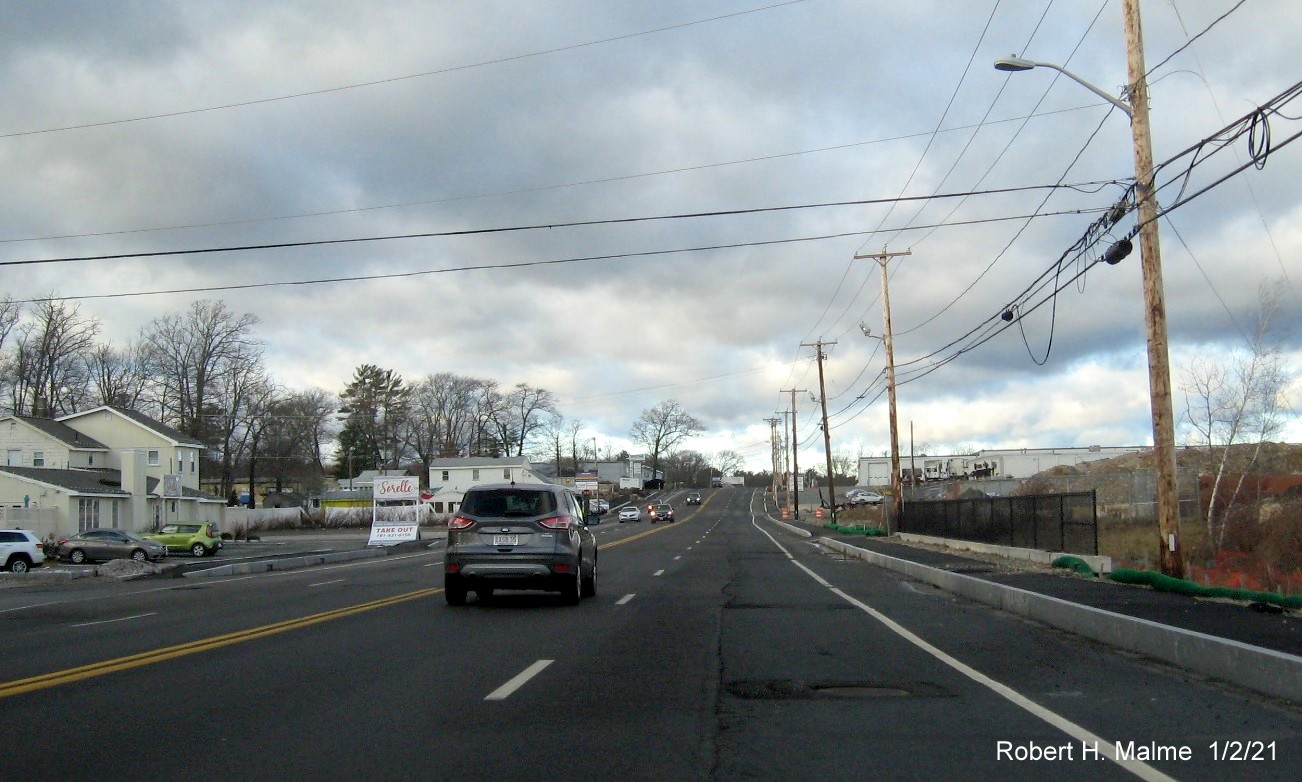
<box><xmin>0</xmin><ymin>1</ymin><xmax>809</xmax><ymax>140</ymax></box>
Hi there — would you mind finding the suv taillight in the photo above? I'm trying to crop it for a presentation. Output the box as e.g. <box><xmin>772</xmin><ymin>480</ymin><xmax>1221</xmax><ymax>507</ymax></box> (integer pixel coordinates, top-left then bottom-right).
<box><xmin>447</xmin><ymin>515</ymin><xmax>474</xmax><ymax>530</ymax></box>
<box><xmin>537</xmin><ymin>514</ymin><xmax>574</xmax><ymax>530</ymax></box>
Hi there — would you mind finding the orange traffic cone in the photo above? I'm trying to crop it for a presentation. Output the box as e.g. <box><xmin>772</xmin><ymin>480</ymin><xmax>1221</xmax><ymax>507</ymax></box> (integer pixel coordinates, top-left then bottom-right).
<box><xmin>781</xmin><ymin>508</ymin><xmax>790</xmax><ymax>521</ymax></box>
<box><xmin>815</xmin><ymin>507</ymin><xmax>824</xmax><ymax>519</ymax></box>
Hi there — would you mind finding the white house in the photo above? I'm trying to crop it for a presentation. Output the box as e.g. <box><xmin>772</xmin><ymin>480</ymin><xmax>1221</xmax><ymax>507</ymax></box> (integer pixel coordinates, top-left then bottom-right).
<box><xmin>427</xmin><ymin>456</ymin><xmax>553</xmax><ymax>515</ymax></box>
<box><xmin>0</xmin><ymin>407</ymin><xmax>225</xmax><ymax>540</ymax></box>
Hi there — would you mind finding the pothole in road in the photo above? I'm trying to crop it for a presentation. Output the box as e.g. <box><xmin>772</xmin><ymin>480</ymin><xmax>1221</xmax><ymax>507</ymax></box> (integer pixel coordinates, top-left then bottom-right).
<box><xmin>725</xmin><ymin>679</ymin><xmax>951</xmax><ymax>700</ymax></box>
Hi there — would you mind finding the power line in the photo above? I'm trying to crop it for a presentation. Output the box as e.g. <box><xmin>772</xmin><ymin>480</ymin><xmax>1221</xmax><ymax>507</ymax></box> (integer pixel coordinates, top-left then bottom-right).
<box><xmin>0</xmin><ymin>1</ymin><xmax>809</xmax><ymax>140</ymax></box>
<box><xmin>0</xmin><ymin>183</ymin><xmax>1112</xmax><ymax>269</ymax></box>
<box><xmin>12</xmin><ymin>208</ymin><xmax>1103</xmax><ymax>304</ymax></box>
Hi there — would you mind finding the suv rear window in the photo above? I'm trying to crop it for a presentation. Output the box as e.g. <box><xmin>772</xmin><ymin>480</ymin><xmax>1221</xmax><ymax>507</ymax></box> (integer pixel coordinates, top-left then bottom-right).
<box><xmin>462</xmin><ymin>489</ymin><xmax>557</xmax><ymax>518</ymax></box>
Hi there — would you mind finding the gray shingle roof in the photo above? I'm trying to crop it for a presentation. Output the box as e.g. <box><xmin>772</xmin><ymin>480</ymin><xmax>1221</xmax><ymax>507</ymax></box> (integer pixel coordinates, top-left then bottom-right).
<box><xmin>58</xmin><ymin>406</ymin><xmax>205</xmax><ymax>448</ymax></box>
<box><xmin>3</xmin><ymin>416</ymin><xmax>109</xmax><ymax>450</ymax></box>
<box><xmin>0</xmin><ymin>467</ymin><xmax>223</xmax><ymax>501</ymax></box>
<box><xmin>0</xmin><ymin>467</ymin><xmax>130</xmax><ymax>495</ymax></box>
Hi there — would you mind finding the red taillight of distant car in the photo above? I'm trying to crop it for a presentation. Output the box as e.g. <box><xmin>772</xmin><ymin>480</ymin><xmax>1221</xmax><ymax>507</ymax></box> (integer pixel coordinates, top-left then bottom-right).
<box><xmin>537</xmin><ymin>514</ymin><xmax>574</xmax><ymax>530</ymax></box>
<box><xmin>447</xmin><ymin>515</ymin><xmax>474</xmax><ymax>530</ymax></box>
<box><xmin>445</xmin><ymin>563</ymin><xmax>461</xmax><ymax>573</ymax></box>
<box><xmin>551</xmin><ymin>563</ymin><xmax>573</xmax><ymax>573</ymax></box>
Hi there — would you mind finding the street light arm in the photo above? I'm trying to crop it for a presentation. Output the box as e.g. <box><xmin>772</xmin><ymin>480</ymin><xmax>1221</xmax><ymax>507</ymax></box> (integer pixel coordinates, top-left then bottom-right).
<box><xmin>994</xmin><ymin>56</ymin><xmax>1132</xmax><ymax>118</ymax></box>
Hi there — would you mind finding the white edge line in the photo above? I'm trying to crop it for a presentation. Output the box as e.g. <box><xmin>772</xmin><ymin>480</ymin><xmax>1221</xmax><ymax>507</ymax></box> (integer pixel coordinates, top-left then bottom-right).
<box><xmin>749</xmin><ymin>518</ymin><xmax>1176</xmax><ymax>782</ymax></box>
<box><xmin>308</xmin><ymin>579</ymin><xmax>346</xmax><ymax>587</ymax></box>
<box><xmin>485</xmin><ymin>659</ymin><xmax>554</xmax><ymax>701</ymax></box>
<box><xmin>71</xmin><ymin>612</ymin><xmax>157</xmax><ymax>628</ymax></box>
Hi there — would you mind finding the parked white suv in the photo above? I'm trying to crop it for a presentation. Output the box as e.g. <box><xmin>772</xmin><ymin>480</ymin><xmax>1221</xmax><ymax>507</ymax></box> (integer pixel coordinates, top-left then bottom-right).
<box><xmin>0</xmin><ymin>529</ymin><xmax>46</xmax><ymax>573</ymax></box>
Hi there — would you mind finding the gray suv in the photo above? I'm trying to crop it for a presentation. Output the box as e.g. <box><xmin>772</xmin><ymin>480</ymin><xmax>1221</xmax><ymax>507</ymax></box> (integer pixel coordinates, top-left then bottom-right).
<box><xmin>443</xmin><ymin>483</ymin><xmax>597</xmax><ymax>606</ymax></box>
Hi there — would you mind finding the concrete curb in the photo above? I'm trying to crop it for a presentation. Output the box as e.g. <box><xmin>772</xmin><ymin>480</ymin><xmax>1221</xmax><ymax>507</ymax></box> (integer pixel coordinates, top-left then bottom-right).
<box><xmin>183</xmin><ymin>547</ymin><xmax>390</xmax><ymax>578</ymax></box>
<box><xmin>819</xmin><ymin>536</ymin><xmax>1302</xmax><ymax>704</ymax></box>
<box><xmin>896</xmin><ymin>532</ymin><xmax>1113</xmax><ymax>574</ymax></box>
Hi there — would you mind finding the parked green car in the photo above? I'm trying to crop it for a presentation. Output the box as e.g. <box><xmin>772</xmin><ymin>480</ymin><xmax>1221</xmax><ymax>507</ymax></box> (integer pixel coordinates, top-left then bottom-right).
<box><xmin>144</xmin><ymin>522</ymin><xmax>223</xmax><ymax>557</ymax></box>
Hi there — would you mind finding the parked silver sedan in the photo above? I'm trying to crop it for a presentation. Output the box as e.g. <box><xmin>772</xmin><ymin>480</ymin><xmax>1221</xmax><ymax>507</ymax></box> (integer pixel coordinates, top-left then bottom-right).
<box><xmin>56</xmin><ymin>529</ymin><xmax>168</xmax><ymax>564</ymax></box>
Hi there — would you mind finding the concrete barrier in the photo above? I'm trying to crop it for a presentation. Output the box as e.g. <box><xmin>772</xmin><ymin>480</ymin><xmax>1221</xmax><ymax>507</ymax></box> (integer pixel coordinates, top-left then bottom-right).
<box><xmin>183</xmin><ymin>547</ymin><xmax>389</xmax><ymax>578</ymax></box>
<box><xmin>896</xmin><ymin>532</ymin><xmax>1113</xmax><ymax>574</ymax></box>
<box><xmin>819</xmin><ymin>536</ymin><xmax>1302</xmax><ymax>705</ymax></box>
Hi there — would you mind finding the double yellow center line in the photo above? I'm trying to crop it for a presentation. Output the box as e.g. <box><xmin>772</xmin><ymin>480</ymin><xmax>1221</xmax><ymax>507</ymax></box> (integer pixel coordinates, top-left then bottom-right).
<box><xmin>0</xmin><ymin>587</ymin><xmax>440</xmax><ymax>699</ymax></box>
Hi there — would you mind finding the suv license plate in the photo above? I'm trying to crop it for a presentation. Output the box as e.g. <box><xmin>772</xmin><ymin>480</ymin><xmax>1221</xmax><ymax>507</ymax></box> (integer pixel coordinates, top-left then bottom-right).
<box><xmin>493</xmin><ymin>534</ymin><xmax>519</xmax><ymax>546</ymax></box>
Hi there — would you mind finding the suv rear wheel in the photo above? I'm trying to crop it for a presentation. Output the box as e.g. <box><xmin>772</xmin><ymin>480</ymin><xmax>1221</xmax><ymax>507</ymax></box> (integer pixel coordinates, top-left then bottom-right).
<box><xmin>560</xmin><ymin>563</ymin><xmax>581</xmax><ymax>606</ymax></box>
<box><xmin>445</xmin><ymin>575</ymin><xmax>467</xmax><ymax>606</ymax></box>
<box><xmin>6</xmin><ymin>556</ymin><xmax>30</xmax><ymax>574</ymax></box>
<box><xmin>581</xmin><ymin>556</ymin><xmax>597</xmax><ymax>598</ymax></box>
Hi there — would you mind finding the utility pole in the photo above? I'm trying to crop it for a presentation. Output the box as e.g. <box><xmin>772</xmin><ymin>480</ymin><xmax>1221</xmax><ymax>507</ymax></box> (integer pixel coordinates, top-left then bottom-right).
<box><xmin>1121</xmin><ymin>0</ymin><xmax>1184</xmax><ymax>579</ymax></box>
<box><xmin>777</xmin><ymin>410</ymin><xmax>791</xmax><ymax>512</ymax></box>
<box><xmin>781</xmin><ymin>388</ymin><xmax>806</xmax><ymax>519</ymax></box>
<box><xmin>802</xmin><ymin>339</ymin><xmax>838</xmax><ymax>522</ymax></box>
<box><xmin>854</xmin><ymin>248</ymin><xmax>911</xmax><ymax>533</ymax></box>
<box><xmin>764</xmin><ymin>417</ymin><xmax>782</xmax><ymax>498</ymax></box>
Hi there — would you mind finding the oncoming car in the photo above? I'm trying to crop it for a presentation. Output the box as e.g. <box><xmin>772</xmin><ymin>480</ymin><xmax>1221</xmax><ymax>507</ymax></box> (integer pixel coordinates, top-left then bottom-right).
<box><xmin>618</xmin><ymin>505</ymin><xmax>641</xmax><ymax>523</ymax></box>
<box><xmin>443</xmin><ymin>483</ymin><xmax>597</xmax><ymax>606</ymax></box>
<box><xmin>650</xmin><ymin>503</ymin><xmax>675</xmax><ymax>523</ymax></box>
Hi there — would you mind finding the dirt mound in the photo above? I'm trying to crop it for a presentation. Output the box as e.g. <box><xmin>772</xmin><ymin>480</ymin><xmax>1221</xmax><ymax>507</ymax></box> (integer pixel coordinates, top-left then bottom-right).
<box><xmin>96</xmin><ymin>559</ymin><xmax>164</xmax><ymax>578</ymax></box>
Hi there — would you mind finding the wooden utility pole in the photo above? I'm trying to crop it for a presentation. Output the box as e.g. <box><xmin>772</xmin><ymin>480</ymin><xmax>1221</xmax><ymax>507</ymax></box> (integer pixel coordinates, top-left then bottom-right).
<box><xmin>1122</xmin><ymin>0</ymin><xmax>1184</xmax><ymax>578</ymax></box>
<box><xmin>764</xmin><ymin>417</ymin><xmax>783</xmax><ymax>498</ymax></box>
<box><xmin>781</xmin><ymin>388</ymin><xmax>806</xmax><ymax>519</ymax></box>
<box><xmin>854</xmin><ymin>249</ymin><xmax>911</xmax><ymax>533</ymax></box>
<box><xmin>777</xmin><ymin>410</ymin><xmax>792</xmax><ymax>512</ymax></box>
<box><xmin>803</xmin><ymin>340</ymin><xmax>838</xmax><ymax>522</ymax></box>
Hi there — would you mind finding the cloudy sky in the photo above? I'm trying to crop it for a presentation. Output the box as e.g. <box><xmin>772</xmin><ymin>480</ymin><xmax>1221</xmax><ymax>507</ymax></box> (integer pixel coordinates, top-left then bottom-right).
<box><xmin>2</xmin><ymin>0</ymin><xmax>1299</xmax><ymax>471</ymax></box>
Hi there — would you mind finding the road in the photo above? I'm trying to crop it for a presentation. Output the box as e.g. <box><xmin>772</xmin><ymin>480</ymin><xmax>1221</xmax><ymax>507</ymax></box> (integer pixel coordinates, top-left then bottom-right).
<box><xmin>1</xmin><ymin>489</ymin><xmax>1296</xmax><ymax>781</ymax></box>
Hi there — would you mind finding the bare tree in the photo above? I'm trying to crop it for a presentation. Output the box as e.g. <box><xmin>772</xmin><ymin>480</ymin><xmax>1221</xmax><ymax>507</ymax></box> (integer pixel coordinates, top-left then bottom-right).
<box><xmin>567</xmin><ymin>418</ymin><xmax>586</xmax><ymax>475</ymax></box>
<box><xmin>664</xmin><ymin>449</ymin><xmax>711</xmax><ymax>486</ymax></box>
<box><xmin>256</xmin><ymin>388</ymin><xmax>336</xmax><ymax>494</ymax></box>
<box><xmin>832</xmin><ymin>450</ymin><xmax>857</xmax><ymax>480</ymax></box>
<box><xmin>1180</xmin><ymin>281</ymin><xmax>1295</xmax><ymax>553</ymax></box>
<box><xmin>85</xmin><ymin>342</ymin><xmax>151</xmax><ymax>410</ymax></box>
<box><xmin>139</xmin><ymin>299</ymin><xmax>262</xmax><ymax>440</ymax></box>
<box><xmin>630</xmin><ymin>399</ymin><xmax>705</xmax><ymax>480</ymax></box>
<box><xmin>208</xmin><ymin>364</ymin><xmax>274</xmax><ymax>500</ymax></box>
<box><xmin>7</xmin><ymin>298</ymin><xmax>99</xmax><ymax>416</ymax></box>
<box><xmin>714</xmin><ymin>449</ymin><xmax>745</xmax><ymax>477</ymax></box>
<box><xmin>407</xmin><ymin>373</ymin><xmax>485</xmax><ymax>481</ymax></box>
<box><xmin>492</xmin><ymin>383</ymin><xmax>558</xmax><ymax>457</ymax></box>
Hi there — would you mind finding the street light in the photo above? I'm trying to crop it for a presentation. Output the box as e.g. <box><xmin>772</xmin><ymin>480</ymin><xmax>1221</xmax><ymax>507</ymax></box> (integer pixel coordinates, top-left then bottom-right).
<box><xmin>993</xmin><ymin>56</ymin><xmax>1132</xmax><ymax>117</ymax></box>
<box><xmin>994</xmin><ymin>1</ymin><xmax>1185</xmax><ymax>579</ymax></box>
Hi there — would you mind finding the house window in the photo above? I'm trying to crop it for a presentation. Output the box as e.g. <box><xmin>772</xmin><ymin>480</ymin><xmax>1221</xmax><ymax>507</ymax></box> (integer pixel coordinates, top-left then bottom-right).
<box><xmin>88</xmin><ymin>454</ymin><xmax>95</xmax><ymax>466</ymax></box>
<box><xmin>441</xmin><ymin>470</ymin><xmax>449</xmax><ymax>481</ymax></box>
<box><xmin>78</xmin><ymin>498</ymin><xmax>100</xmax><ymax>532</ymax></box>
<box><xmin>32</xmin><ymin>451</ymin><xmax>44</xmax><ymax>467</ymax></box>
<box><xmin>503</xmin><ymin>468</ymin><xmax>511</xmax><ymax>479</ymax></box>
<box><xmin>111</xmin><ymin>501</ymin><xmax>120</xmax><ymax>529</ymax></box>
<box><xmin>5</xmin><ymin>450</ymin><xmax>19</xmax><ymax>466</ymax></box>
<box><xmin>472</xmin><ymin>469</ymin><xmax>480</xmax><ymax>480</ymax></box>
<box><xmin>434</xmin><ymin>502</ymin><xmax>444</xmax><ymax>513</ymax></box>
<box><xmin>148</xmin><ymin>450</ymin><xmax>160</xmax><ymax>466</ymax></box>
<box><xmin>191</xmin><ymin>452</ymin><xmax>196</xmax><ymax>473</ymax></box>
